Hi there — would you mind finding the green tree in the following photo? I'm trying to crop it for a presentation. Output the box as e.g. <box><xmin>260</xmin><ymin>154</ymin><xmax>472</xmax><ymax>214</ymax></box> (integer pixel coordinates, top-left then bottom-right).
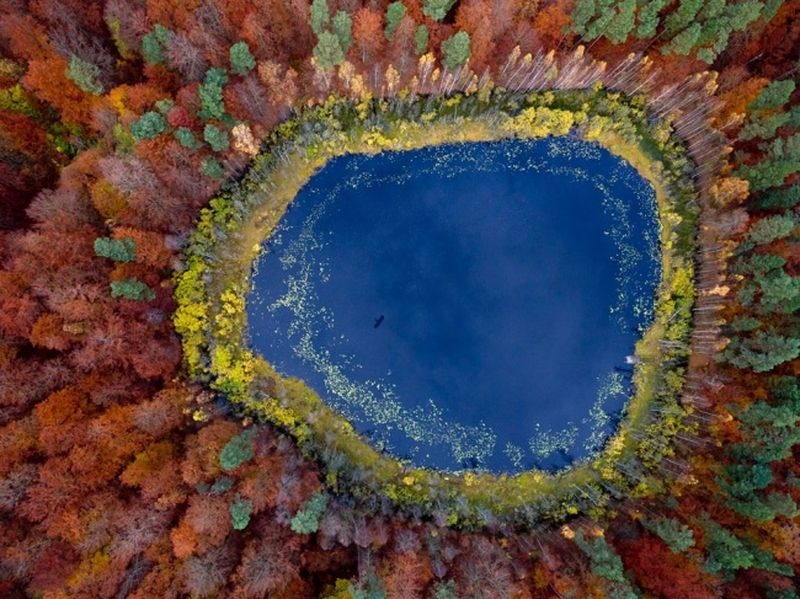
<box><xmin>229</xmin><ymin>496</ymin><xmax>253</xmax><ymax>530</ymax></box>
<box><xmin>199</xmin><ymin>68</ymin><xmax>228</xmax><ymax>121</ymax></box>
<box><xmin>200</xmin><ymin>157</ymin><xmax>225</xmax><ymax>179</ymax></box>
<box><xmin>385</xmin><ymin>1</ymin><xmax>407</xmax><ymax>39</ymax></box>
<box><xmin>635</xmin><ymin>0</ymin><xmax>668</xmax><ymax>39</ymax></box>
<box><xmin>702</xmin><ymin>517</ymin><xmax>793</xmax><ymax>576</ymax></box>
<box><xmin>219</xmin><ymin>429</ymin><xmax>255</xmax><ymax>471</ymax></box>
<box><xmin>754</xmin><ymin>185</ymin><xmax>800</xmax><ymax>211</ymax></box>
<box><xmin>724</xmin><ymin>329</ymin><xmax>800</xmax><ymax>372</ymax></box>
<box><xmin>740</xmin><ymin>112</ymin><xmax>792</xmax><ymax>141</ymax></box>
<box><xmin>604</xmin><ymin>0</ymin><xmax>636</xmax><ymax>43</ymax></box>
<box><xmin>290</xmin><ymin>492</ymin><xmax>328</xmax><ymax>534</ymax></box>
<box><xmin>210</xmin><ymin>476</ymin><xmax>234</xmax><ymax>494</ymax></box>
<box><xmin>584</xmin><ymin>8</ymin><xmax>616</xmax><ymax>41</ymax></box>
<box><xmin>130</xmin><ymin>111</ymin><xmax>167</xmax><ymax>140</ymax></box>
<box><xmin>729</xmin><ymin>316</ymin><xmax>762</xmax><ymax>333</ymax></box>
<box><xmin>313</xmin><ymin>31</ymin><xmax>345</xmax><ymax>69</ymax></box>
<box><xmin>663</xmin><ymin>0</ymin><xmax>703</xmax><ymax>37</ymax></box>
<box><xmin>571</xmin><ymin>0</ymin><xmax>598</xmax><ymax>35</ymax></box>
<box><xmin>747</xmin><ymin>213</ymin><xmax>797</xmax><ymax>246</ymax></box>
<box><xmin>718</xmin><ymin>462</ymin><xmax>773</xmax><ymax>499</ymax></box>
<box><xmin>733</xmin><ymin>253</ymin><xmax>785</xmax><ymax>277</ymax></box>
<box><xmin>332</xmin><ymin>11</ymin><xmax>353</xmax><ymax>53</ymax></box>
<box><xmin>94</xmin><ymin>237</ymin><xmax>136</xmax><ymax>262</ymax></box>
<box><xmin>762</xmin><ymin>0</ymin><xmax>784</xmax><ymax>19</ymax></box>
<box><xmin>155</xmin><ymin>99</ymin><xmax>174</xmax><ymax>114</ymax></box>
<box><xmin>431</xmin><ymin>581</ymin><xmax>458</xmax><ymax>599</ymax></box>
<box><xmin>574</xmin><ymin>531</ymin><xmax>626</xmax><ymax>583</ymax></box>
<box><xmin>750</xmin><ymin>79</ymin><xmax>796</xmax><ymax>112</ymax></box>
<box><xmin>702</xmin><ymin>519</ymin><xmax>755</xmax><ymax>573</ymax></box>
<box><xmin>203</xmin><ymin>123</ymin><xmax>230</xmax><ymax>152</ymax></box>
<box><xmin>310</xmin><ymin>0</ymin><xmax>330</xmax><ymax>35</ymax></box>
<box><xmin>642</xmin><ymin>517</ymin><xmax>695</xmax><ymax>553</ymax></box>
<box><xmin>736</xmin><ymin>134</ymin><xmax>800</xmax><ymax>192</ymax></box>
<box><xmin>727</xmin><ymin>491</ymin><xmax>798</xmax><ymax>522</ymax></box>
<box><xmin>756</xmin><ymin>269</ymin><xmax>800</xmax><ymax>314</ymax></box>
<box><xmin>174</xmin><ymin>127</ymin><xmax>201</xmax><ymax>149</ymax></box>
<box><xmin>229</xmin><ymin>41</ymin><xmax>255</xmax><ymax>75</ymax></box>
<box><xmin>141</xmin><ymin>24</ymin><xmax>171</xmax><ymax>64</ymax></box>
<box><xmin>441</xmin><ymin>31</ymin><xmax>471</xmax><ymax>71</ymax></box>
<box><xmin>110</xmin><ymin>278</ymin><xmax>155</xmax><ymax>301</ymax></box>
<box><xmin>422</xmin><ymin>0</ymin><xmax>458</xmax><ymax>21</ymax></box>
<box><xmin>662</xmin><ymin>22</ymin><xmax>702</xmax><ymax>55</ymax></box>
<box><xmin>66</xmin><ymin>56</ymin><xmax>103</xmax><ymax>95</ymax></box>
<box><xmin>729</xmin><ymin>376</ymin><xmax>800</xmax><ymax>463</ymax></box>
<box><xmin>414</xmin><ymin>25</ymin><xmax>429</xmax><ymax>55</ymax></box>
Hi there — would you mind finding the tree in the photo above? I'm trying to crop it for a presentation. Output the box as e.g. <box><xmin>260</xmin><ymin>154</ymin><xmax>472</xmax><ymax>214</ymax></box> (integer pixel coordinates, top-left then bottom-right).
<box><xmin>332</xmin><ymin>11</ymin><xmax>353</xmax><ymax>53</ymax></box>
<box><xmin>415</xmin><ymin>25</ymin><xmax>429</xmax><ymax>56</ymax></box>
<box><xmin>230</xmin><ymin>522</ymin><xmax>302</xmax><ymax>597</ymax></box>
<box><xmin>313</xmin><ymin>31</ymin><xmax>345</xmax><ymax>69</ymax></box>
<box><xmin>385</xmin><ymin>2</ymin><xmax>406</xmax><ymax>40</ymax></box>
<box><xmin>571</xmin><ymin>0</ymin><xmax>598</xmax><ymax>35</ymax></box>
<box><xmin>229</xmin><ymin>496</ymin><xmax>252</xmax><ymax>530</ymax></box>
<box><xmin>203</xmin><ymin>123</ymin><xmax>229</xmax><ymax>151</ymax></box>
<box><xmin>219</xmin><ymin>428</ymin><xmax>254</xmax><ymax>471</ymax></box>
<box><xmin>130</xmin><ymin>111</ymin><xmax>167</xmax><ymax>140</ymax></box>
<box><xmin>724</xmin><ymin>329</ymin><xmax>800</xmax><ymax>372</ymax></box>
<box><xmin>718</xmin><ymin>462</ymin><xmax>773</xmax><ymax>499</ymax></box>
<box><xmin>166</xmin><ymin>32</ymin><xmax>208</xmax><ymax>82</ymax></box>
<box><xmin>200</xmin><ymin>157</ymin><xmax>225</xmax><ymax>179</ymax></box>
<box><xmin>290</xmin><ymin>492</ymin><xmax>328</xmax><ymax>534</ymax></box>
<box><xmin>30</xmin><ymin>313</ymin><xmax>71</xmax><ymax>351</ymax></box>
<box><xmin>619</xmin><ymin>534</ymin><xmax>716</xmax><ymax>599</ymax></box>
<box><xmin>728</xmin><ymin>376</ymin><xmax>800</xmax><ymax>464</ymax></box>
<box><xmin>65</xmin><ymin>56</ymin><xmax>103</xmax><ymax>95</ymax></box>
<box><xmin>229</xmin><ymin>41</ymin><xmax>255</xmax><ymax>75</ymax></box>
<box><xmin>352</xmin><ymin>8</ymin><xmax>385</xmax><ymax>64</ymax></box>
<box><xmin>641</xmin><ymin>517</ymin><xmax>695</xmax><ymax>553</ymax></box>
<box><xmin>635</xmin><ymin>0</ymin><xmax>668</xmax><ymax>39</ymax></box>
<box><xmin>754</xmin><ymin>185</ymin><xmax>800</xmax><ymax>211</ymax></box>
<box><xmin>604</xmin><ymin>0</ymin><xmax>636</xmax><ymax>44</ymax></box>
<box><xmin>756</xmin><ymin>269</ymin><xmax>800</xmax><ymax>314</ymax></box>
<box><xmin>702</xmin><ymin>517</ymin><xmax>792</xmax><ymax>577</ymax></box>
<box><xmin>110</xmin><ymin>278</ymin><xmax>155</xmax><ymax>301</ymax></box>
<box><xmin>423</xmin><ymin>0</ymin><xmax>458</xmax><ymax>21</ymax></box>
<box><xmin>746</xmin><ymin>213</ymin><xmax>797</xmax><ymax>246</ymax></box>
<box><xmin>141</xmin><ymin>24</ymin><xmax>171</xmax><ymax>64</ymax></box>
<box><xmin>726</xmin><ymin>491</ymin><xmax>798</xmax><ymax>522</ymax></box>
<box><xmin>750</xmin><ymin>79</ymin><xmax>797</xmax><ymax>112</ymax></box>
<box><xmin>441</xmin><ymin>31</ymin><xmax>471</xmax><ymax>71</ymax></box>
<box><xmin>663</xmin><ymin>0</ymin><xmax>703</xmax><ymax>37</ymax></box>
<box><xmin>94</xmin><ymin>237</ymin><xmax>136</xmax><ymax>262</ymax></box>
<box><xmin>310</xmin><ymin>0</ymin><xmax>330</xmax><ymax>35</ymax></box>
<box><xmin>455</xmin><ymin>0</ymin><xmax>495</xmax><ymax>71</ymax></box>
<box><xmin>735</xmin><ymin>134</ymin><xmax>800</xmax><ymax>192</ymax></box>
<box><xmin>198</xmin><ymin>67</ymin><xmax>228</xmax><ymax>121</ymax></box>
<box><xmin>175</xmin><ymin>127</ymin><xmax>201</xmax><ymax>149</ymax></box>
<box><xmin>574</xmin><ymin>531</ymin><xmax>628</xmax><ymax>584</ymax></box>
<box><xmin>662</xmin><ymin>22</ymin><xmax>702</xmax><ymax>56</ymax></box>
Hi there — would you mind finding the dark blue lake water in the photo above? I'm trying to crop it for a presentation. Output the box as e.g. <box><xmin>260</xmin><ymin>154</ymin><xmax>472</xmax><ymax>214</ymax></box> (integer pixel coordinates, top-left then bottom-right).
<box><xmin>247</xmin><ymin>138</ymin><xmax>659</xmax><ymax>473</ymax></box>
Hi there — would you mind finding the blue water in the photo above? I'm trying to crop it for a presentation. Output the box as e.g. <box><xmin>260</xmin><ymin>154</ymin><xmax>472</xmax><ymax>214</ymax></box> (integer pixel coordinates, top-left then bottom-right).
<box><xmin>247</xmin><ymin>138</ymin><xmax>659</xmax><ymax>473</ymax></box>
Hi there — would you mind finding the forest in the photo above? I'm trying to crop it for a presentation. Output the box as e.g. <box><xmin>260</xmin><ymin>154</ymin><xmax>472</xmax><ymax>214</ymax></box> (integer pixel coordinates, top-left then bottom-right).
<box><xmin>0</xmin><ymin>0</ymin><xmax>799</xmax><ymax>597</ymax></box>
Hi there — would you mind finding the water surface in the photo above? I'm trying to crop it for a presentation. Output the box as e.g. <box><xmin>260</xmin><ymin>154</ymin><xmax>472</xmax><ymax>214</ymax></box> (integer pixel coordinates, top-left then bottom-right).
<box><xmin>247</xmin><ymin>138</ymin><xmax>659</xmax><ymax>472</ymax></box>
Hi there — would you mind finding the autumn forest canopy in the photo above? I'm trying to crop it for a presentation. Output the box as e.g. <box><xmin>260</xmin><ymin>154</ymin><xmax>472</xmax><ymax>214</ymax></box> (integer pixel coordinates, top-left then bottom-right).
<box><xmin>1</xmin><ymin>0</ymin><xmax>799</xmax><ymax>597</ymax></box>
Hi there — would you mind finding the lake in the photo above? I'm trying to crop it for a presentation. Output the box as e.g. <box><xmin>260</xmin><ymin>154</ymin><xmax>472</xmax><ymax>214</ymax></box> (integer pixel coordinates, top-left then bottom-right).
<box><xmin>246</xmin><ymin>137</ymin><xmax>660</xmax><ymax>473</ymax></box>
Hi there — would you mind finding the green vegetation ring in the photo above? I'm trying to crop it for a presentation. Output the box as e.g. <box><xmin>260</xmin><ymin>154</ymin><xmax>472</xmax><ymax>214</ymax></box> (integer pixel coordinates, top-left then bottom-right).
<box><xmin>174</xmin><ymin>89</ymin><xmax>698</xmax><ymax>528</ymax></box>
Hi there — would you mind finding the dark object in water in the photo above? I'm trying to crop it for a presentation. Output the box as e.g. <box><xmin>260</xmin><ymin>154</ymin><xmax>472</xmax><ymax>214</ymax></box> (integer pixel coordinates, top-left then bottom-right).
<box><xmin>374</xmin><ymin>314</ymin><xmax>385</xmax><ymax>328</ymax></box>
